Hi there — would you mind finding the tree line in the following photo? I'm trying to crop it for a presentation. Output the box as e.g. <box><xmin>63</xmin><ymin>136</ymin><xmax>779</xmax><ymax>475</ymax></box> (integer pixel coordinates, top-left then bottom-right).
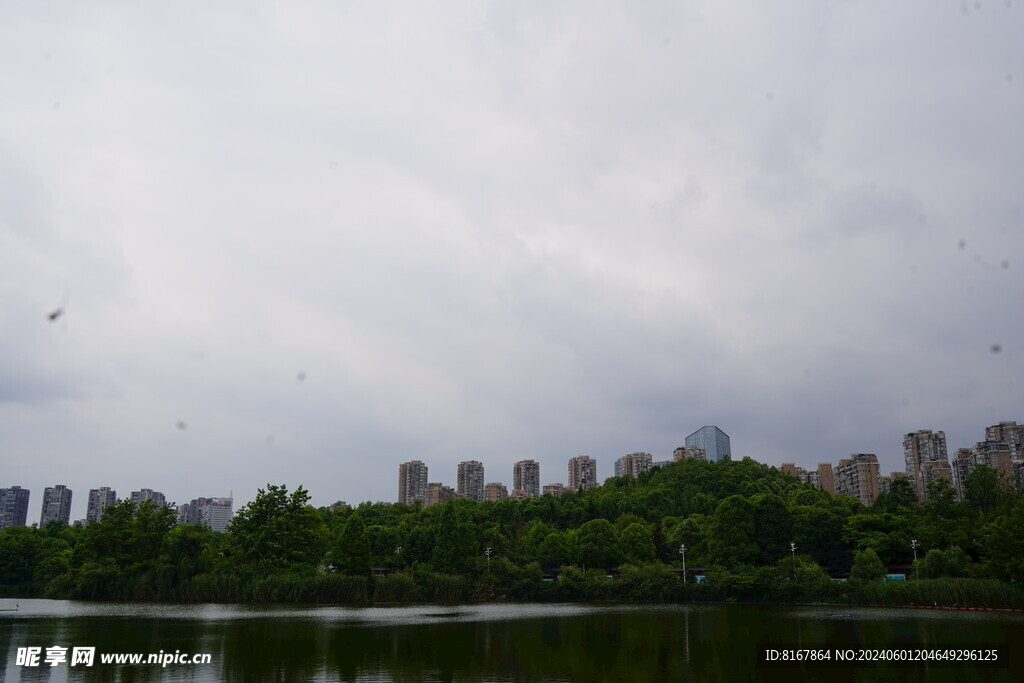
<box><xmin>2</xmin><ymin>457</ymin><xmax>1022</xmax><ymax>605</ymax></box>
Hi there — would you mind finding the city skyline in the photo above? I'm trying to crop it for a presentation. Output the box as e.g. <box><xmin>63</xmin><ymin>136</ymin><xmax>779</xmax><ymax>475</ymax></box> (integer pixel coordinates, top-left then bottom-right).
<box><xmin>4</xmin><ymin>417</ymin><xmax>1022</xmax><ymax>521</ymax></box>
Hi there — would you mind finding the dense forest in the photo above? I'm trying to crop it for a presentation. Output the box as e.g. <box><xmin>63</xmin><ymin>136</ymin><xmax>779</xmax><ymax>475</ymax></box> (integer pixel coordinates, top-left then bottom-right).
<box><xmin>2</xmin><ymin>457</ymin><xmax>1023</xmax><ymax>606</ymax></box>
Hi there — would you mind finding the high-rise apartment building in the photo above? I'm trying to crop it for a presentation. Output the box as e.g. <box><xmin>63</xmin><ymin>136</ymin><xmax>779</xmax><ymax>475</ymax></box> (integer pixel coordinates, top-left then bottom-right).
<box><xmin>179</xmin><ymin>496</ymin><xmax>233</xmax><ymax>532</ymax></box>
<box><xmin>985</xmin><ymin>421</ymin><xmax>1024</xmax><ymax>461</ymax></box>
<box><xmin>685</xmin><ymin>426</ymin><xmax>731</xmax><ymax>462</ymax></box>
<box><xmin>457</xmin><ymin>460</ymin><xmax>485</xmax><ymax>502</ymax></box>
<box><xmin>903</xmin><ymin>430</ymin><xmax>950</xmax><ymax>500</ymax></box>
<box><xmin>513</xmin><ymin>460</ymin><xmax>541</xmax><ymax>498</ymax></box>
<box><xmin>130</xmin><ymin>488</ymin><xmax>167</xmax><ymax>508</ymax></box>
<box><xmin>835</xmin><ymin>453</ymin><xmax>880</xmax><ymax>506</ymax></box>
<box><xmin>0</xmin><ymin>486</ymin><xmax>31</xmax><ymax>529</ymax></box>
<box><xmin>398</xmin><ymin>461</ymin><xmax>428</xmax><ymax>505</ymax></box>
<box><xmin>673</xmin><ymin>445</ymin><xmax>707</xmax><ymax>461</ymax></box>
<box><xmin>86</xmin><ymin>487</ymin><xmax>117</xmax><ymax>524</ymax></box>
<box><xmin>953</xmin><ymin>442</ymin><xmax>1014</xmax><ymax>499</ymax></box>
<box><xmin>567</xmin><ymin>456</ymin><xmax>597</xmax><ymax>492</ymax></box>
<box><xmin>204</xmin><ymin>497</ymin><xmax>233</xmax><ymax>532</ymax></box>
<box><xmin>614</xmin><ymin>452</ymin><xmax>653</xmax><ymax>478</ymax></box>
<box><xmin>543</xmin><ymin>483</ymin><xmax>565</xmax><ymax>497</ymax></box>
<box><xmin>484</xmin><ymin>482</ymin><xmax>508</xmax><ymax>502</ymax></box>
<box><xmin>817</xmin><ymin>463</ymin><xmax>837</xmax><ymax>495</ymax></box>
<box><xmin>40</xmin><ymin>484</ymin><xmax>73</xmax><ymax>526</ymax></box>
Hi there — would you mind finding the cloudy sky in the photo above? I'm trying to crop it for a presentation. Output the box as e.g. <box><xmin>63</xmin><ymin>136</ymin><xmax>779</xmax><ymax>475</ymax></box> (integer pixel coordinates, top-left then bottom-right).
<box><xmin>2</xmin><ymin>1</ymin><xmax>1021</xmax><ymax>521</ymax></box>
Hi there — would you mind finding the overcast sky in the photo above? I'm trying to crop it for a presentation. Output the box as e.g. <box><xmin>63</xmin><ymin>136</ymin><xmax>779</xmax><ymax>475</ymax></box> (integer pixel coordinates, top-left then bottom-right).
<box><xmin>2</xmin><ymin>1</ymin><xmax>1022</xmax><ymax>521</ymax></box>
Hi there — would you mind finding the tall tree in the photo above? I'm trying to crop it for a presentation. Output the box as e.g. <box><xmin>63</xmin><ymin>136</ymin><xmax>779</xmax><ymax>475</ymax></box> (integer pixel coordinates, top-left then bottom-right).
<box><xmin>850</xmin><ymin>548</ymin><xmax>886</xmax><ymax>583</ymax></box>
<box><xmin>708</xmin><ymin>495</ymin><xmax>758</xmax><ymax>568</ymax></box>
<box><xmin>577</xmin><ymin>519</ymin><xmax>621</xmax><ymax>570</ymax></box>
<box><xmin>432</xmin><ymin>504</ymin><xmax>477</xmax><ymax>573</ymax></box>
<box><xmin>228</xmin><ymin>484</ymin><xmax>328</xmax><ymax>574</ymax></box>
<box><xmin>619</xmin><ymin>522</ymin><xmax>656</xmax><ymax>564</ymax></box>
<box><xmin>331</xmin><ymin>512</ymin><xmax>373</xmax><ymax>576</ymax></box>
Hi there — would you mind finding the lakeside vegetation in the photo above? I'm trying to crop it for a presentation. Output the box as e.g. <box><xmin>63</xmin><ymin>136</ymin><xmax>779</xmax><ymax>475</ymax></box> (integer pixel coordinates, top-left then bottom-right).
<box><xmin>2</xmin><ymin>457</ymin><xmax>1023</xmax><ymax>607</ymax></box>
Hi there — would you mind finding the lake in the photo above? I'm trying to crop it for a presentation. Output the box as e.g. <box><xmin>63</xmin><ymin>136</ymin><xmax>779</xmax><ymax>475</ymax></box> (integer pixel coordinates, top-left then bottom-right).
<box><xmin>2</xmin><ymin>599</ymin><xmax>1022</xmax><ymax>681</ymax></box>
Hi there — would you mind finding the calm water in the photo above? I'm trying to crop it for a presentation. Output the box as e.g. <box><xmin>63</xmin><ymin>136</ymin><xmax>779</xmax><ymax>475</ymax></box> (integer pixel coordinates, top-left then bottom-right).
<box><xmin>2</xmin><ymin>599</ymin><xmax>1022</xmax><ymax>682</ymax></box>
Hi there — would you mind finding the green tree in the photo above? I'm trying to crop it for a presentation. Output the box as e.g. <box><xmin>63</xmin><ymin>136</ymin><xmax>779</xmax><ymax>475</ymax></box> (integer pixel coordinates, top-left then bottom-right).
<box><xmin>577</xmin><ymin>519</ymin><xmax>621</xmax><ymax>570</ymax></box>
<box><xmin>977</xmin><ymin>497</ymin><xmax>1024</xmax><ymax>581</ymax></box>
<box><xmin>915</xmin><ymin>547</ymin><xmax>973</xmax><ymax>579</ymax></box>
<box><xmin>227</xmin><ymin>484</ymin><xmax>328</xmax><ymax>574</ymax></box>
<box><xmin>791</xmin><ymin>505</ymin><xmax>851</xmax><ymax>572</ymax></box>
<box><xmin>708</xmin><ymin>496</ymin><xmax>758</xmax><ymax>568</ymax></box>
<box><xmin>537</xmin><ymin>532</ymin><xmax>568</xmax><ymax>569</ymax></box>
<box><xmin>849</xmin><ymin>548</ymin><xmax>886</xmax><ymax>583</ymax></box>
<box><xmin>331</xmin><ymin>512</ymin><xmax>373</xmax><ymax>576</ymax></box>
<box><xmin>431</xmin><ymin>504</ymin><xmax>477</xmax><ymax>573</ymax></box>
<box><xmin>619</xmin><ymin>522</ymin><xmax>656</xmax><ymax>564</ymax></box>
<box><xmin>872</xmin><ymin>478</ymin><xmax>918</xmax><ymax>513</ymax></box>
<box><xmin>751</xmin><ymin>493</ymin><xmax>793</xmax><ymax>565</ymax></box>
<box><xmin>963</xmin><ymin>466</ymin><xmax>1012</xmax><ymax>515</ymax></box>
<box><xmin>842</xmin><ymin>513</ymin><xmax>909</xmax><ymax>565</ymax></box>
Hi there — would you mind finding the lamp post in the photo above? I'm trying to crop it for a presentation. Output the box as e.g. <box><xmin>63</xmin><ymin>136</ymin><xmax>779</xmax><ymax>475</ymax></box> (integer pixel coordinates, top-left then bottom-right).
<box><xmin>790</xmin><ymin>542</ymin><xmax>797</xmax><ymax>580</ymax></box>
<box><xmin>911</xmin><ymin>539</ymin><xmax>919</xmax><ymax>578</ymax></box>
<box><xmin>679</xmin><ymin>543</ymin><xmax>687</xmax><ymax>584</ymax></box>
<box><xmin>485</xmin><ymin>546</ymin><xmax>492</xmax><ymax>572</ymax></box>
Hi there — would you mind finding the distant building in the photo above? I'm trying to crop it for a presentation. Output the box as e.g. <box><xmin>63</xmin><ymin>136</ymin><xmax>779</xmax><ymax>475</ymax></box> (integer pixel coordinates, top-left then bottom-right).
<box><xmin>424</xmin><ymin>483</ymin><xmax>458</xmax><ymax>507</ymax></box>
<box><xmin>652</xmin><ymin>460</ymin><xmax>672</xmax><ymax>468</ymax></box>
<box><xmin>204</xmin><ymin>497</ymin><xmax>233</xmax><ymax>532</ymax></box>
<box><xmin>330</xmin><ymin>501</ymin><xmax>350</xmax><ymax>512</ymax></box>
<box><xmin>0</xmin><ymin>486</ymin><xmax>31</xmax><ymax>529</ymax></box>
<box><xmin>817</xmin><ymin>463</ymin><xmax>837</xmax><ymax>495</ymax></box>
<box><xmin>542</xmin><ymin>483</ymin><xmax>565</xmax><ymax>497</ymax></box>
<box><xmin>130</xmin><ymin>489</ymin><xmax>167</xmax><ymax>508</ymax></box>
<box><xmin>780</xmin><ymin>464</ymin><xmax>834</xmax><ymax>494</ymax></box>
<box><xmin>685</xmin><ymin>426</ymin><xmax>731</xmax><ymax>462</ymax></box>
<box><xmin>614</xmin><ymin>452</ymin><xmax>653</xmax><ymax>478</ymax></box>
<box><xmin>86</xmin><ymin>487</ymin><xmax>117</xmax><ymax>525</ymax></box>
<box><xmin>509</xmin><ymin>488</ymin><xmax>529</xmax><ymax>501</ymax></box>
<box><xmin>985</xmin><ymin>421</ymin><xmax>1024</xmax><ymax>461</ymax></box>
<box><xmin>903</xmin><ymin>430</ymin><xmax>950</xmax><ymax>500</ymax></box>
<box><xmin>567</xmin><ymin>456</ymin><xmax>598</xmax><ymax>492</ymax></box>
<box><xmin>953</xmin><ymin>442</ymin><xmax>1014</xmax><ymax>499</ymax></box>
<box><xmin>179</xmin><ymin>497</ymin><xmax>233</xmax><ymax>532</ymax></box>
<box><xmin>398</xmin><ymin>461</ymin><xmax>428</xmax><ymax>505</ymax></box>
<box><xmin>835</xmin><ymin>454</ymin><xmax>880</xmax><ymax>506</ymax></box>
<box><xmin>673</xmin><ymin>445</ymin><xmax>707</xmax><ymax>461</ymax></box>
<box><xmin>484</xmin><ymin>482</ymin><xmax>508</xmax><ymax>502</ymax></box>
<box><xmin>513</xmin><ymin>460</ymin><xmax>541</xmax><ymax>498</ymax></box>
<box><xmin>457</xmin><ymin>461</ymin><xmax>485</xmax><ymax>502</ymax></box>
<box><xmin>40</xmin><ymin>484</ymin><xmax>73</xmax><ymax>526</ymax></box>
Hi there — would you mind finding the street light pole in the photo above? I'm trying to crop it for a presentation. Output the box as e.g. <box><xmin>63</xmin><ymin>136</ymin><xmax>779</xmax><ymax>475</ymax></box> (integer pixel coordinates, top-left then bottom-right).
<box><xmin>679</xmin><ymin>543</ymin><xmax>687</xmax><ymax>584</ymax></box>
<box><xmin>485</xmin><ymin>546</ymin><xmax>492</xmax><ymax>572</ymax></box>
<box><xmin>911</xmin><ymin>539</ymin><xmax>919</xmax><ymax>578</ymax></box>
<box><xmin>790</xmin><ymin>542</ymin><xmax>797</xmax><ymax>580</ymax></box>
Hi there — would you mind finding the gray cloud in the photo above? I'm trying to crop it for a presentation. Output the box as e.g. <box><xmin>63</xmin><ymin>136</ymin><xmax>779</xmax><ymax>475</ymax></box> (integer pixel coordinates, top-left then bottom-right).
<box><xmin>1</xmin><ymin>1</ymin><xmax>1022</xmax><ymax>518</ymax></box>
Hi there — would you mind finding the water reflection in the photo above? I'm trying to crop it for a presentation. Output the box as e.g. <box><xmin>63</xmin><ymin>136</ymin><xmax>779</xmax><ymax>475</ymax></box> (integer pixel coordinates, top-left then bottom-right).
<box><xmin>2</xmin><ymin>601</ymin><xmax>1022</xmax><ymax>682</ymax></box>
